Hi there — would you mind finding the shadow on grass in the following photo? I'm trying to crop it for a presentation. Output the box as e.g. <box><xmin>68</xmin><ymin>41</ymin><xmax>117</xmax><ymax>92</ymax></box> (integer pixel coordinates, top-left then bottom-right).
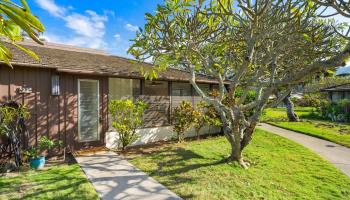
<box><xmin>0</xmin><ymin>164</ymin><xmax>97</xmax><ymax>200</ymax></box>
<box><xmin>139</xmin><ymin>147</ymin><xmax>227</xmax><ymax>188</ymax></box>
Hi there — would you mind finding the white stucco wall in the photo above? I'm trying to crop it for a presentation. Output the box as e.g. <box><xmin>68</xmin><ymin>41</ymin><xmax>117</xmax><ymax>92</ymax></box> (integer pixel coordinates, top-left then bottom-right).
<box><xmin>106</xmin><ymin>125</ymin><xmax>221</xmax><ymax>149</ymax></box>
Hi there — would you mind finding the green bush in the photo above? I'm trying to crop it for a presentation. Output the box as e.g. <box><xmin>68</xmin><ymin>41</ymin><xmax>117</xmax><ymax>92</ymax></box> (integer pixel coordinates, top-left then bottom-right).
<box><xmin>172</xmin><ymin>101</ymin><xmax>195</xmax><ymax>142</ymax></box>
<box><xmin>24</xmin><ymin>136</ymin><xmax>62</xmax><ymax>159</ymax></box>
<box><xmin>295</xmin><ymin>94</ymin><xmax>321</xmax><ymax>107</ymax></box>
<box><xmin>109</xmin><ymin>99</ymin><xmax>148</xmax><ymax>150</ymax></box>
<box><xmin>320</xmin><ymin>99</ymin><xmax>350</xmax><ymax>122</ymax></box>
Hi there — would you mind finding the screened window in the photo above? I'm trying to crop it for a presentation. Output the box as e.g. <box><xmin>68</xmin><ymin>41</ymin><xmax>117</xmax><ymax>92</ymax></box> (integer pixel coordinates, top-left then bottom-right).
<box><xmin>109</xmin><ymin>78</ymin><xmax>140</xmax><ymax>100</ymax></box>
<box><xmin>346</xmin><ymin>92</ymin><xmax>350</xmax><ymax>99</ymax></box>
<box><xmin>332</xmin><ymin>92</ymin><xmax>343</xmax><ymax>102</ymax></box>
<box><xmin>172</xmin><ymin>82</ymin><xmax>192</xmax><ymax>96</ymax></box>
<box><xmin>144</xmin><ymin>81</ymin><xmax>168</xmax><ymax>96</ymax></box>
<box><xmin>78</xmin><ymin>80</ymin><xmax>99</xmax><ymax>142</ymax></box>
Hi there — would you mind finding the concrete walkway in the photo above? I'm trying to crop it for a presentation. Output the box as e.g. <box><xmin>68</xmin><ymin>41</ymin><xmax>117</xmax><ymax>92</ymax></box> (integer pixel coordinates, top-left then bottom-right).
<box><xmin>75</xmin><ymin>151</ymin><xmax>182</xmax><ymax>200</ymax></box>
<box><xmin>258</xmin><ymin>123</ymin><xmax>350</xmax><ymax>177</ymax></box>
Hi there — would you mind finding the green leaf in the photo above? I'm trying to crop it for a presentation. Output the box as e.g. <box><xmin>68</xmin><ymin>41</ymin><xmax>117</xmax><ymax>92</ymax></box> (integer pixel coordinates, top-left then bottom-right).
<box><xmin>12</xmin><ymin>43</ymin><xmax>40</xmax><ymax>60</ymax></box>
<box><xmin>303</xmin><ymin>33</ymin><xmax>312</xmax><ymax>42</ymax></box>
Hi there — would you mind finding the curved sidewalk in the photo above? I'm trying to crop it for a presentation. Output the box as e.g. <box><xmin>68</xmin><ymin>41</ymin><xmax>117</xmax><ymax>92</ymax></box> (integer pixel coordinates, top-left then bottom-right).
<box><xmin>258</xmin><ymin>123</ymin><xmax>350</xmax><ymax>177</ymax></box>
<box><xmin>75</xmin><ymin>151</ymin><xmax>182</xmax><ymax>200</ymax></box>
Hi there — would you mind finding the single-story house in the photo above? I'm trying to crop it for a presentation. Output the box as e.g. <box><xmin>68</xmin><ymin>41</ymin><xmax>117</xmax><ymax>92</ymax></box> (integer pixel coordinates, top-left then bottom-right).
<box><xmin>321</xmin><ymin>83</ymin><xmax>350</xmax><ymax>102</ymax></box>
<box><xmin>0</xmin><ymin>41</ymin><xmax>225</xmax><ymax>152</ymax></box>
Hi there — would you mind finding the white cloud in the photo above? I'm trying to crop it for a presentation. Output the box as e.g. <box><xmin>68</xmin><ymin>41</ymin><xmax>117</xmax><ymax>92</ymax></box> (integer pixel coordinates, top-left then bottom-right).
<box><xmin>42</xmin><ymin>33</ymin><xmax>106</xmax><ymax>49</ymax></box>
<box><xmin>125</xmin><ymin>23</ymin><xmax>139</xmax><ymax>32</ymax></box>
<box><xmin>65</xmin><ymin>11</ymin><xmax>107</xmax><ymax>38</ymax></box>
<box><xmin>114</xmin><ymin>34</ymin><xmax>121</xmax><ymax>43</ymax></box>
<box><xmin>36</xmin><ymin>1</ymin><xmax>109</xmax><ymax>50</ymax></box>
<box><xmin>35</xmin><ymin>0</ymin><xmax>66</xmax><ymax>17</ymax></box>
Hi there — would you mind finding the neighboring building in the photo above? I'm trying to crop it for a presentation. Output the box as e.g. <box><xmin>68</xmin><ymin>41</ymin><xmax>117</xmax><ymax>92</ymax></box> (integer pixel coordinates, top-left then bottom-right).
<box><xmin>0</xmin><ymin>41</ymin><xmax>225</xmax><ymax>152</ymax></box>
<box><xmin>321</xmin><ymin>83</ymin><xmax>350</xmax><ymax>103</ymax></box>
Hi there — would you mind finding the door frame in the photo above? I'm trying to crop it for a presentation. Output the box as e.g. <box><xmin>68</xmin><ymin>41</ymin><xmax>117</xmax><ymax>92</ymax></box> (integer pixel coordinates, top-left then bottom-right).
<box><xmin>77</xmin><ymin>79</ymin><xmax>100</xmax><ymax>142</ymax></box>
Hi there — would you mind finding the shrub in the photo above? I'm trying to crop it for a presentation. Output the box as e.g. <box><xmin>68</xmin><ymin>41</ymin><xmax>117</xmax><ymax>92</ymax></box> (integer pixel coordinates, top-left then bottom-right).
<box><xmin>296</xmin><ymin>94</ymin><xmax>321</xmax><ymax>107</ymax></box>
<box><xmin>319</xmin><ymin>99</ymin><xmax>350</xmax><ymax>122</ymax></box>
<box><xmin>172</xmin><ymin>101</ymin><xmax>195</xmax><ymax>142</ymax></box>
<box><xmin>109</xmin><ymin>99</ymin><xmax>148</xmax><ymax>150</ymax></box>
<box><xmin>24</xmin><ymin>136</ymin><xmax>62</xmax><ymax>159</ymax></box>
<box><xmin>193</xmin><ymin>101</ymin><xmax>222</xmax><ymax>139</ymax></box>
<box><xmin>193</xmin><ymin>101</ymin><xmax>206</xmax><ymax>139</ymax></box>
<box><xmin>173</xmin><ymin>101</ymin><xmax>223</xmax><ymax>142</ymax></box>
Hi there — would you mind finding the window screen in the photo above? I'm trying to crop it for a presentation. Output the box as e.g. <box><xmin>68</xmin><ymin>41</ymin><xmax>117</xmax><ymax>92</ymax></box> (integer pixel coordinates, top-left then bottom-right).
<box><xmin>109</xmin><ymin>78</ymin><xmax>140</xmax><ymax>100</ymax></box>
<box><xmin>172</xmin><ymin>82</ymin><xmax>192</xmax><ymax>96</ymax></box>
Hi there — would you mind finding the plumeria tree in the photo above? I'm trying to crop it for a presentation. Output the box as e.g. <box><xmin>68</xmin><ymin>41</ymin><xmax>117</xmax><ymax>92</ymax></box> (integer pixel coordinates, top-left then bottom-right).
<box><xmin>313</xmin><ymin>0</ymin><xmax>350</xmax><ymax>18</ymax></box>
<box><xmin>129</xmin><ymin>0</ymin><xmax>349</xmax><ymax>168</ymax></box>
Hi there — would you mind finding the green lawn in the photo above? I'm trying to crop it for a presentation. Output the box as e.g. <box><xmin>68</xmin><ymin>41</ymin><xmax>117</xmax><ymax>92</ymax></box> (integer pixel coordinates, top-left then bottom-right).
<box><xmin>263</xmin><ymin>107</ymin><xmax>350</xmax><ymax>148</ymax></box>
<box><xmin>0</xmin><ymin>163</ymin><xmax>99</xmax><ymax>200</ymax></box>
<box><xmin>125</xmin><ymin>129</ymin><xmax>350</xmax><ymax>200</ymax></box>
<box><xmin>261</xmin><ymin>107</ymin><xmax>316</xmax><ymax>122</ymax></box>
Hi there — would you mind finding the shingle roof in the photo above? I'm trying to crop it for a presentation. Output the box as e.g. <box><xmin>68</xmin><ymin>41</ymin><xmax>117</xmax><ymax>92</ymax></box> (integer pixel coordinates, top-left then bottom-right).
<box><xmin>6</xmin><ymin>41</ymin><xmax>222</xmax><ymax>84</ymax></box>
<box><xmin>321</xmin><ymin>83</ymin><xmax>350</xmax><ymax>92</ymax></box>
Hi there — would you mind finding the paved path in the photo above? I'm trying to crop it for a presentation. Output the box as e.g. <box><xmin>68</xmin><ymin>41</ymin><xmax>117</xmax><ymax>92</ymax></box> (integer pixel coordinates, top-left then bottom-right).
<box><xmin>75</xmin><ymin>151</ymin><xmax>182</xmax><ymax>200</ymax></box>
<box><xmin>258</xmin><ymin>123</ymin><xmax>350</xmax><ymax>177</ymax></box>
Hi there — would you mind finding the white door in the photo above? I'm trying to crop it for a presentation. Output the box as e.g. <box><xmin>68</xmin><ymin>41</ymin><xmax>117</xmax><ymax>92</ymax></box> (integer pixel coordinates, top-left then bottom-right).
<box><xmin>78</xmin><ymin>79</ymin><xmax>99</xmax><ymax>142</ymax></box>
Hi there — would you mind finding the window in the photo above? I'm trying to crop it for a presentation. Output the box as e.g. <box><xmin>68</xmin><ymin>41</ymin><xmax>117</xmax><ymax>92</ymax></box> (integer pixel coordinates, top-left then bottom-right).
<box><xmin>51</xmin><ymin>74</ymin><xmax>60</xmax><ymax>96</ymax></box>
<box><xmin>172</xmin><ymin>82</ymin><xmax>191</xmax><ymax>96</ymax></box>
<box><xmin>78</xmin><ymin>79</ymin><xmax>99</xmax><ymax>142</ymax></box>
<box><xmin>109</xmin><ymin>78</ymin><xmax>140</xmax><ymax>100</ymax></box>
<box><xmin>144</xmin><ymin>80</ymin><xmax>168</xmax><ymax>96</ymax></box>
<box><xmin>332</xmin><ymin>92</ymin><xmax>343</xmax><ymax>102</ymax></box>
<box><xmin>345</xmin><ymin>92</ymin><xmax>350</xmax><ymax>100</ymax></box>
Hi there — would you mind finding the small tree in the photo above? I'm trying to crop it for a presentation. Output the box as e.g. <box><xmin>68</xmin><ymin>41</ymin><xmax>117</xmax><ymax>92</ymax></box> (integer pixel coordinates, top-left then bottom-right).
<box><xmin>129</xmin><ymin>0</ymin><xmax>349</xmax><ymax>168</ymax></box>
<box><xmin>0</xmin><ymin>101</ymin><xmax>29</xmax><ymax>168</ymax></box>
<box><xmin>109</xmin><ymin>99</ymin><xmax>148</xmax><ymax>150</ymax></box>
<box><xmin>172</xmin><ymin>101</ymin><xmax>195</xmax><ymax>142</ymax></box>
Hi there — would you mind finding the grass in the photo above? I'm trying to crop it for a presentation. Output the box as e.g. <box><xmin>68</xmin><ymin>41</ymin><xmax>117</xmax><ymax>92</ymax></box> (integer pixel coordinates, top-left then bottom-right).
<box><xmin>0</xmin><ymin>162</ymin><xmax>99</xmax><ymax>200</ymax></box>
<box><xmin>261</xmin><ymin>107</ymin><xmax>316</xmax><ymax>122</ymax></box>
<box><xmin>262</xmin><ymin>107</ymin><xmax>350</xmax><ymax>148</ymax></box>
<box><xmin>125</xmin><ymin>129</ymin><xmax>350</xmax><ymax>200</ymax></box>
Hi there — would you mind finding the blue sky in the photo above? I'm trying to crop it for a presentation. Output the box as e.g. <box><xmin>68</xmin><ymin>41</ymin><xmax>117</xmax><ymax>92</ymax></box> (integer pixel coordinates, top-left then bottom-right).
<box><xmin>17</xmin><ymin>0</ymin><xmax>350</xmax><ymax>67</ymax></box>
<box><xmin>23</xmin><ymin>0</ymin><xmax>164</xmax><ymax>58</ymax></box>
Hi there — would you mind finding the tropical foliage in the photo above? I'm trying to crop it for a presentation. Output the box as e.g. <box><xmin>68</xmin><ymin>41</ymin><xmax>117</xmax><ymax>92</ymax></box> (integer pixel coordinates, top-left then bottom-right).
<box><xmin>172</xmin><ymin>101</ymin><xmax>195</xmax><ymax>142</ymax></box>
<box><xmin>24</xmin><ymin>136</ymin><xmax>62</xmax><ymax>159</ymax></box>
<box><xmin>0</xmin><ymin>0</ymin><xmax>45</xmax><ymax>67</ymax></box>
<box><xmin>129</xmin><ymin>0</ymin><xmax>349</xmax><ymax>167</ymax></box>
<box><xmin>109</xmin><ymin>99</ymin><xmax>148</xmax><ymax>150</ymax></box>
<box><xmin>0</xmin><ymin>101</ymin><xmax>29</xmax><ymax>168</ymax></box>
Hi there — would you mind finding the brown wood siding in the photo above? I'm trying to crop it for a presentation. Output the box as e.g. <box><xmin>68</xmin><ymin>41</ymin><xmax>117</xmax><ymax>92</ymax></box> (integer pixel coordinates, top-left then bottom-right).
<box><xmin>0</xmin><ymin>65</ymin><xmax>108</xmax><ymax>152</ymax></box>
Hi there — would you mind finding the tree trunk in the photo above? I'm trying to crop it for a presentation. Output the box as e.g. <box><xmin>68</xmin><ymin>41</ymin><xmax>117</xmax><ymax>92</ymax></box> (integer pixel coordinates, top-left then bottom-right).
<box><xmin>223</xmin><ymin>124</ymin><xmax>249</xmax><ymax>169</ymax></box>
<box><xmin>283</xmin><ymin>93</ymin><xmax>300</xmax><ymax>122</ymax></box>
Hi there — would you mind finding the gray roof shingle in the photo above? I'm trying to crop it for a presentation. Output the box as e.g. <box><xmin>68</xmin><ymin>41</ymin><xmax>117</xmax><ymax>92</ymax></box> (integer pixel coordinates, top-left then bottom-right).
<box><xmin>7</xmin><ymin>42</ymin><xmax>222</xmax><ymax>84</ymax></box>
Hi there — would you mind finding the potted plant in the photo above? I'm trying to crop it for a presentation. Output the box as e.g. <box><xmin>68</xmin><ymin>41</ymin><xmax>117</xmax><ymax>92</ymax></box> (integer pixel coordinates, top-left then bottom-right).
<box><xmin>24</xmin><ymin>136</ymin><xmax>62</xmax><ymax>169</ymax></box>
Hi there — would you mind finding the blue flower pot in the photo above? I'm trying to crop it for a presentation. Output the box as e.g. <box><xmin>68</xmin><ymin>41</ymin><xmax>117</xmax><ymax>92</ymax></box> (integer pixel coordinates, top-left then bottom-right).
<box><xmin>30</xmin><ymin>156</ymin><xmax>45</xmax><ymax>169</ymax></box>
